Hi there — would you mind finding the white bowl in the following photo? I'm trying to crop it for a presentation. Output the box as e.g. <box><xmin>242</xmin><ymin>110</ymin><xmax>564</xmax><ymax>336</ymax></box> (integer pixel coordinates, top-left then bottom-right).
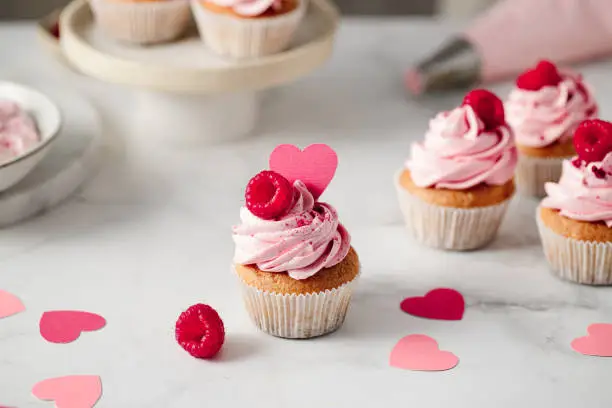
<box><xmin>0</xmin><ymin>82</ymin><xmax>62</xmax><ymax>192</ymax></box>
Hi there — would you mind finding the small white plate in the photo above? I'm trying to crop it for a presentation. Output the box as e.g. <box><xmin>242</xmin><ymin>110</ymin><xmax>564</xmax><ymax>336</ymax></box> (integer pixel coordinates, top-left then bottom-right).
<box><xmin>0</xmin><ymin>83</ymin><xmax>102</xmax><ymax>227</ymax></box>
<box><xmin>0</xmin><ymin>82</ymin><xmax>62</xmax><ymax>192</ymax></box>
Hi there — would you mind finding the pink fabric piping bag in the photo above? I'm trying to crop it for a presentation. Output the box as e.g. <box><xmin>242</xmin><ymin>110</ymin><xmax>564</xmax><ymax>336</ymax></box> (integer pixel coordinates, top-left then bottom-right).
<box><xmin>467</xmin><ymin>0</ymin><xmax>612</xmax><ymax>81</ymax></box>
<box><xmin>407</xmin><ymin>0</ymin><xmax>612</xmax><ymax>95</ymax></box>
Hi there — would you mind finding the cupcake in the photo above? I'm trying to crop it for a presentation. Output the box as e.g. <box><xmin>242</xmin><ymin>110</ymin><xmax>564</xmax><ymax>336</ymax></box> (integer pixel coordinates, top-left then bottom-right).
<box><xmin>90</xmin><ymin>0</ymin><xmax>192</xmax><ymax>45</ymax></box>
<box><xmin>396</xmin><ymin>89</ymin><xmax>518</xmax><ymax>251</ymax></box>
<box><xmin>232</xmin><ymin>144</ymin><xmax>359</xmax><ymax>338</ymax></box>
<box><xmin>537</xmin><ymin>119</ymin><xmax>612</xmax><ymax>285</ymax></box>
<box><xmin>505</xmin><ymin>60</ymin><xmax>598</xmax><ymax>197</ymax></box>
<box><xmin>191</xmin><ymin>0</ymin><xmax>306</xmax><ymax>59</ymax></box>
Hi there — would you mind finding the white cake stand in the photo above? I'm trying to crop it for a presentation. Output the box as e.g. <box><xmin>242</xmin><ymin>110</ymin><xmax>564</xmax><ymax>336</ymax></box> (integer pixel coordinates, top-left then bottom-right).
<box><xmin>59</xmin><ymin>0</ymin><xmax>339</xmax><ymax>143</ymax></box>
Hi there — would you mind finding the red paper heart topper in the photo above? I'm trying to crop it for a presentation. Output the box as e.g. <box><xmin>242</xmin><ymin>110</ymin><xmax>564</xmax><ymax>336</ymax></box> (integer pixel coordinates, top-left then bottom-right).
<box><xmin>269</xmin><ymin>144</ymin><xmax>338</xmax><ymax>199</ymax></box>
<box><xmin>400</xmin><ymin>288</ymin><xmax>465</xmax><ymax>321</ymax></box>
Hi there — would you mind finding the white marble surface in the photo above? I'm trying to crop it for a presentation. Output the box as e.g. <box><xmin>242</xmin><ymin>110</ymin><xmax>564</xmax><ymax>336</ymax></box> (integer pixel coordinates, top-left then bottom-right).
<box><xmin>1</xmin><ymin>19</ymin><xmax>612</xmax><ymax>408</ymax></box>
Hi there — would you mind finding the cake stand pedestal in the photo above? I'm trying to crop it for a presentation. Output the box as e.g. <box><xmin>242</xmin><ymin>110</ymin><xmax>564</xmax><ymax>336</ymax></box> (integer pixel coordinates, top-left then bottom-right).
<box><xmin>59</xmin><ymin>0</ymin><xmax>339</xmax><ymax>144</ymax></box>
<box><xmin>128</xmin><ymin>90</ymin><xmax>258</xmax><ymax>144</ymax></box>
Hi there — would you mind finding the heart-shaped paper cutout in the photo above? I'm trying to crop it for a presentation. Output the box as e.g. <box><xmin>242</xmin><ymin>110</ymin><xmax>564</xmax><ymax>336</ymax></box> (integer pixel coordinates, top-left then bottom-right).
<box><xmin>33</xmin><ymin>375</ymin><xmax>102</xmax><ymax>408</ymax></box>
<box><xmin>571</xmin><ymin>323</ymin><xmax>612</xmax><ymax>357</ymax></box>
<box><xmin>390</xmin><ymin>334</ymin><xmax>459</xmax><ymax>371</ymax></box>
<box><xmin>40</xmin><ymin>311</ymin><xmax>106</xmax><ymax>344</ymax></box>
<box><xmin>0</xmin><ymin>290</ymin><xmax>25</xmax><ymax>319</ymax></box>
<box><xmin>400</xmin><ymin>288</ymin><xmax>465</xmax><ymax>321</ymax></box>
<box><xmin>269</xmin><ymin>144</ymin><xmax>338</xmax><ymax>199</ymax></box>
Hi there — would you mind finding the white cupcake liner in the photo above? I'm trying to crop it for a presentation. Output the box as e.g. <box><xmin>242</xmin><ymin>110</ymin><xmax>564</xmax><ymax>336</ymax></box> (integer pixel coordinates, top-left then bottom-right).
<box><xmin>90</xmin><ymin>0</ymin><xmax>192</xmax><ymax>45</ymax></box>
<box><xmin>394</xmin><ymin>171</ymin><xmax>512</xmax><ymax>251</ymax></box>
<box><xmin>515</xmin><ymin>154</ymin><xmax>567</xmax><ymax>198</ymax></box>
<box><xmin>536</xmin><ymin>210</ymin><xmax>612</xmax><ymax>285</ymax></box>
<box><xmin>191</xmin><ymin>0</ymin><xmax>306</xmax><ymax>59</ymax></box>
<box><xmin>236</xmin><ymin>266</ymin><xmax>360</xmax><ymax>339</ymax></box>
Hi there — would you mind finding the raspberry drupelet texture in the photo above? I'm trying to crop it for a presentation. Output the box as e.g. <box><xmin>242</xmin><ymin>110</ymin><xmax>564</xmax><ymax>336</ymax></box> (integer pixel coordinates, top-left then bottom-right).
<box><xmin>573</xmin><ymin>119</ymin><xmax>612</xmax><ymax>164</ymax></box>
<box><xmin>462</xmin><ymin>89</ymin><xmax>505</xmax><ymax>131</ymax></box>
<box><xmin>175</xmin><ymin>304</ymin><xmax>225</xmax><ymax>359</ymax></box>
<box><xmin>516</xmin><ymin>60</ymin><xmax>563</xmax><ymax>91</ymax></box>
<box><xmin>245</xmin><ymin>170</ymin><xmax>294</xmax><ymax>220</ymax></box>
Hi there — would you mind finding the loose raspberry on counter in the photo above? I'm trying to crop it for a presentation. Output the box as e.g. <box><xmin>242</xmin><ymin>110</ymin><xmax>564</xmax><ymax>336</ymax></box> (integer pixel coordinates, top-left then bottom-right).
<box><xmin>516</xmin><ymin>60</ymin><xmax>563</xmax><ymax>91</ymax></box>
<box><xmin>245</xmin><ymin>170</ymin><xmax>294</xmax><ymax>220</ymax></box>
<box><xmin>462</xmin><ymin>89</ymin><xmax>505</xmax><ymax>131</ymax></box>
<box><xmin>573</xmin><ymin>119</ymin><xmax>612</xmax><ymax>164</ymax></box>
<box><xmin>175</xmin><ymin>304</ymin><xmax>225</xmax><ymax>359</ymax></box>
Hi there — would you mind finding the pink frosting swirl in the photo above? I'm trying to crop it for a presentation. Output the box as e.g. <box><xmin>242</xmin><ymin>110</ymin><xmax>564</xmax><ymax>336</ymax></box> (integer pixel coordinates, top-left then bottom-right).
<box><xmin>0</xmin><ymin>100</ymin><xmax>40</xmax><ymax>164</ymax></box>
<box><xmin>232</xmin><ymin>180</ymin><xmax>351</xmax><ymax>280</ymax></box>
<box><xmin>505</xmin><ymin>72</ymin><xmax>598</xmax><ymax>148</ymax></box>
<box><xmin>542</xmin><ymin>154</ymin><xmax>612</xmax><ymax>227</ymax></box>
<box><xmin>405</xmin><ymin>105</ymin><xmax>518</xmax><ymax>190</ymax></box>
<box><xmin>208</xmin><ymin>0</ymin><xmax>282</xmax><ymax>16</ymax></box>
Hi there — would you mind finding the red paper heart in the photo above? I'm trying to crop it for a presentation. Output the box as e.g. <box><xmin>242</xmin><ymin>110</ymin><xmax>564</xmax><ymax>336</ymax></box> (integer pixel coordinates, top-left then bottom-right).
<box><xmin>400</xmin><ymin>288</ymin><xmax>465</xmax><ymax>321</ymax></box>
<box><xmin>40</xmin><ymin>311</ymin><xmax>106</xmax><ymax>344</ymax></box>
<box><xmin>33</xmin><ymin>375</ymin><xmax>102</xmax><ymax>408</ymax></box>
<box><xmin>269</xmin><ymin>144</ymin><xmax>338</xmax><ymax>199</ymax></box>
<box><xmin>390</xmin><ymin>334</ymin><xmax>459</xmax><ymax>371</ymax></box>
<box><xmin>571</xmin><ymin>323</ymin><xmax>612</xmax><ymax>357</ymax></box>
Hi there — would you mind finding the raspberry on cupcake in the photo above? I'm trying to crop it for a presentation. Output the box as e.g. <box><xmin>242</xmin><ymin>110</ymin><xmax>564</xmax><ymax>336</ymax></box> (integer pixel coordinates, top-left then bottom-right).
<box><xmin>538</xmin><ymin>119</ymin><xmax>612</xmax><ymax>285</ymax></box>
<box><xmin>244</xmin><ymin>170</ymin><xmax>294</xmax><ymax>219</ymax></box>
<box><xmin>191</xmin><ymin>0</ymin><xmax>306</xmax><ymax>59</ymax></box>
<box><xmin>232</xmin><ymin>144</ymin><xmax>359</xmax><ymax>339</ymax></box>
<box><xmin>505</xmin><ymin>60</ymin><xmax>598</xmax><ymax>197</ymax></box>
<box><xmin>396</xmin><ymin>89</ymin><xmax>518</xmax><ymax>250</ymax></box>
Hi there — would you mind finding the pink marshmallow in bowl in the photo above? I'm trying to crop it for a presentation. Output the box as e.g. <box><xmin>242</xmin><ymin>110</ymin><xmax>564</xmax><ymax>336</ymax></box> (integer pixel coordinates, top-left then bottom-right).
<box><xmin>0</xmin><ymin>82</ymin><xmax>62</xmax><ymax>192</ymax></box>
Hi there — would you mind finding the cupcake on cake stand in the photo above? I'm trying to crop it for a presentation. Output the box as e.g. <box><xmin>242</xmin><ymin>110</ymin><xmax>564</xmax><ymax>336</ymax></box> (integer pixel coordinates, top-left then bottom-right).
<box><xmin>58</xmin><ymin>0</ymin><xmax>339</xmax><ymax>144</ymax></box>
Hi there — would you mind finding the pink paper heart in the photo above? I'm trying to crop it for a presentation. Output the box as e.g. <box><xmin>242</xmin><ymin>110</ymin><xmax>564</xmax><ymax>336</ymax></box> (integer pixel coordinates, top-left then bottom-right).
<box><xmin>0</xmin><ymin>290</ymin><xmax>25</xmax><ymax>319</ymax></box>
<box><xmin>33</xmin><ymin>375</ymin><xmax>102</xmax><ymax>408</ymax></box>
<box><xmin>40</xmin><ymin>311</ymin><xmax>106</xmax><ymax>344</ymax></box>
<box><xmin>390</xmin><ymin>334</ymin><xmax>459</xmax><ymax>371</ymax></box>
<box><xmin>269</xmin><ymin>144</ymin><xmax>338</xmax><ymax>199</ymax></box>
<box><xmin>571</xmin><ymin>323</ymin><xmax>612</xmax><ymax>357</ymax></box>
<box><xmin>400</xmin><ymin>288</ymin><xmax>465</xmax><ymax>321</ymax></box>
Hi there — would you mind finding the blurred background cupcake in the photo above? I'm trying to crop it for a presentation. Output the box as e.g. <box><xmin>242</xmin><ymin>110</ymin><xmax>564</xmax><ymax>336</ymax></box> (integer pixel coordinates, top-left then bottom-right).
<box><xmin>90</xmin><ymin>0</ymin><xmax>192</xmax><ymax>45</ymax></box>
<box><xmin>191</xmin><ymin>0</ymin><xmax>306</xmax><ymax>59</ymax></box>
<box><xmin>505</xmin><ymin>60</ymin><xmax>598</xmax><ymax>197</ymax></box>
<box><xmin>396</xmin><ymin>89</ymin><xmax>518</xmax><ymax>250</ymax></box>
<box><xmin>537</xmin><ymin>119</ymin><xmax>612</xmax><ymax>285</ymax></box>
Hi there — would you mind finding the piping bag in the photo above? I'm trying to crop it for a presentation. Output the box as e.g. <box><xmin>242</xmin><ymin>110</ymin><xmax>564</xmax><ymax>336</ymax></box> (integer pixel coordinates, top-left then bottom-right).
<box><xmin>406</xmin><ymin>0</ymin><xmax>612</xmax><ymax>95</ymax></box>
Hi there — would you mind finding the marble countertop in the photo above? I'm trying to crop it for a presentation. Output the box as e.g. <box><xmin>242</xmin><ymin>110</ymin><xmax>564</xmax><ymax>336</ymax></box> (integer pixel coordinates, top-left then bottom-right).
<box><xmin>1</xmin><ymin>19</ymin><xmax>612</xmax><ymax>408</ymax></box>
